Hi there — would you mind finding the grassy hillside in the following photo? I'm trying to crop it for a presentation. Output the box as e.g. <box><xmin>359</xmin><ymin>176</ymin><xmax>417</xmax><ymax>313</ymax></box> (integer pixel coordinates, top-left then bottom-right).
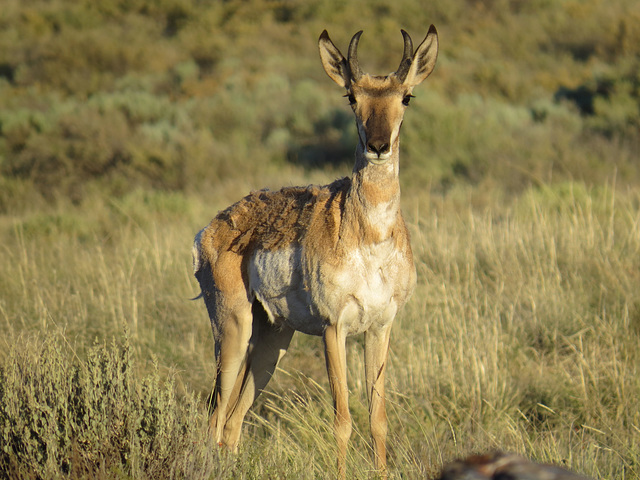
<box><xmin>1</xmin><ymin>0</ymin><xmax>639</xmax><ymax>478</ymax></box>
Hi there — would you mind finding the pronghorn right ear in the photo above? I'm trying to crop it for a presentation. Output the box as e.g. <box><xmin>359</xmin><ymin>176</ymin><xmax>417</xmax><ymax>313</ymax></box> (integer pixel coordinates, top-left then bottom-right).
<box><xmin>319</xmin><ymin>30</ymin><xmax>350</xmax><ymax>88</ymax></box>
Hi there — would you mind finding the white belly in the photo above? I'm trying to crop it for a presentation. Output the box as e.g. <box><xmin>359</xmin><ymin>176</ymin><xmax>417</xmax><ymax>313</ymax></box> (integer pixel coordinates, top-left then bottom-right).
<box><xmin>248</xmin><ymin>241</ymin><xmax>411</xmax><ymax>336</ymax></box>
<box><xmin>249</xmin><ymin>245</ymin><xmax>323</xmax><ymax>335</ymax></box>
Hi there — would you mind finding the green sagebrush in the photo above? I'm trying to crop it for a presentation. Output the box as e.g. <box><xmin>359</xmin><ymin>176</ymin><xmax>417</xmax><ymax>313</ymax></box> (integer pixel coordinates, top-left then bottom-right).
<box><xmin>0</xmin><ymin>335</ymin><xmax>206</xmax><ymax>479</ymax></box>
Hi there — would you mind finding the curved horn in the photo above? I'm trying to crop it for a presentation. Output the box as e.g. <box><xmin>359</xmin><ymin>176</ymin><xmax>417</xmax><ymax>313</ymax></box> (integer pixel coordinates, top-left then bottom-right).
<box><xmin>395</xmin><ymin>29</ymin><xmax>414</xmax><ymax>82</ymax></box>
<box><xmin>348</xmin><ymin>30</ymin><xmax>363</xmax><ymax>81</ymax></box>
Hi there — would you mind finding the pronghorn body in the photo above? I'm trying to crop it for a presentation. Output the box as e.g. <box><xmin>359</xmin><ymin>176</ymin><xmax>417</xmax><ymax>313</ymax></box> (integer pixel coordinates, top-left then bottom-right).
<box><xmin>193</xmin><ymin>26</ymin><xmax>438</xmax><ymax>478</ymax></box>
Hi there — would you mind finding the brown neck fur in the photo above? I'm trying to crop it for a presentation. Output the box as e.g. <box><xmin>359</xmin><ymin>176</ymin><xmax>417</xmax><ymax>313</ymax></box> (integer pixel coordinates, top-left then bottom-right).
<box><xmin>341</xmin><ymin>137</ymin><xmax>402</xmax><ymax>245</ymax></box>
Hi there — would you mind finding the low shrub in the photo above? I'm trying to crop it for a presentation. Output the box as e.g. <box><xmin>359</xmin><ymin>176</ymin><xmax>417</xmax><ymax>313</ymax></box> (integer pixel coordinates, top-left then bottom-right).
<box><xmin>0</xmin><ymin>335</ymin><xmax>211</xmax><ymax>479</ymax></box>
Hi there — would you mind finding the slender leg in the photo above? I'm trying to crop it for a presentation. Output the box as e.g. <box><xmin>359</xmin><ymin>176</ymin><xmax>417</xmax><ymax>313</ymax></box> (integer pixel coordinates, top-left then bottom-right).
<box><xmin>223</xmin><ymin>305</ymin><xmax>295</xmax><ymax>449</ymax></box>
<box><xmin>364</xmin><ymin>325</ymin><xmax>392</xmax><ymax>477</ymax></box>
<box><xmin>209</xmin><ymin>303</ymin><xmax>254</xmax><ymax>446</ymax></box>
<box><xmin>323</xmin><ymin>323</ymin><xmax>351</xmax><ymax>479</ymax></box>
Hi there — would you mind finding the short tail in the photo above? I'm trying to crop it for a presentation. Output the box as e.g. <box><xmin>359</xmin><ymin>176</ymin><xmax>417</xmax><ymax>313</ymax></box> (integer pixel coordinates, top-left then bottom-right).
<box><xmin>192</xmin><ymin>228</ymin><xmax>207</xmax><ymax>301</ymax></box>
<box><xmin>192</xmin><ymin>228</ymin><xmax>206</xmax><ymax>274</ymax></box>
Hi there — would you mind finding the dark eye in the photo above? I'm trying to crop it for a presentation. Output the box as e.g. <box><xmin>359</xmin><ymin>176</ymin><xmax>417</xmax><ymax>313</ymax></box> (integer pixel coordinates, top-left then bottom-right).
<box><xmin>344</xmin><ymin>93</ymin><xmax>356</xmax><ymax>105</ymax></box>
<box><xmin>402</xmin><ymin>94</ymin><xmax>414</xmax><ymax>106</ymax></box>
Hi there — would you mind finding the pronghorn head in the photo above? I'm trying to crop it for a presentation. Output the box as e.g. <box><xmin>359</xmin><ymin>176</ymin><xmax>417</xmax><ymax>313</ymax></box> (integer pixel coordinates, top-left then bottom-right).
<box><xmin>319</xmin><ymin>26</ymin><xmax>438</xmax><ymax>165</ymax></box>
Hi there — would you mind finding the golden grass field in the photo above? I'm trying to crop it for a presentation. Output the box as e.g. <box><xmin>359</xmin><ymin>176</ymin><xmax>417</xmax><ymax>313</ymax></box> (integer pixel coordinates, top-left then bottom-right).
<box><xmin>2</xmin><ymin>180</ymin><xmax>640</xmax><ymax>478</ymax></box>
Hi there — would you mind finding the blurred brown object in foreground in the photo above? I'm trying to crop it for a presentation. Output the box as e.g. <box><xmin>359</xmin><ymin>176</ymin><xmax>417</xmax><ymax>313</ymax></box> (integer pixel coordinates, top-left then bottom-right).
<box><xmin>437</xmin><ymin>452</ymin><xmax>592</xmax><ymax>480</ymax></box>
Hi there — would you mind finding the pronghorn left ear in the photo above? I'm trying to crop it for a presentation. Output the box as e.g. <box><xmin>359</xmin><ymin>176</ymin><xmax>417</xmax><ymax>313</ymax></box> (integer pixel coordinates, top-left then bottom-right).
<box><xmin>403</xmin><ymin>25</ymin><xmax>438</xmax><ymax>87</ymax></box>
<box><xmin>319</xmin><ymin>30</ymin><xmax>350</xmax><ymax>88</ymax></box>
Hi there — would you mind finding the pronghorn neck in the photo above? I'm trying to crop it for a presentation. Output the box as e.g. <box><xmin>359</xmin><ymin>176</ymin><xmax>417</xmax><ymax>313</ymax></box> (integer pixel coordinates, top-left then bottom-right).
<box><xmin>344</xmin><ymin>139</ymin><xmax>402</xmax><ymax>243</ymax></box>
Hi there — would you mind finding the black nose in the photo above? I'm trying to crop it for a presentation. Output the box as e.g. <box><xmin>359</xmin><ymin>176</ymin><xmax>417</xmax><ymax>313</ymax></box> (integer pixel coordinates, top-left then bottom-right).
<box><xmin>367</xmin><ymin>141</ymin><xmax>389</xmax><ymax>156</ymax></box>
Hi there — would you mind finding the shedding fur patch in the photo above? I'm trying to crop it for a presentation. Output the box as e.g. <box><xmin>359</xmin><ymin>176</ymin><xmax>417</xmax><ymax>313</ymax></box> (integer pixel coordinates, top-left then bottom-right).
<box><xmin>205</xmin><ymin>178</ymin><xmax>352</xmax><ymax>257</ymax></box>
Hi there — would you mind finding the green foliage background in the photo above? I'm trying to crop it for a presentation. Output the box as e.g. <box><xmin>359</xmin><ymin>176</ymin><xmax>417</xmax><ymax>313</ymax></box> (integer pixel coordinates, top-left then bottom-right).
<box><xmin>1</xmin><ymin>0</ymin><xmax>639</xmax><ymax>208</ymax></box>
<box><xmin>1</xmin><ymin>0</ymin><xmax>640</xmax><ymax>478</ymax></box>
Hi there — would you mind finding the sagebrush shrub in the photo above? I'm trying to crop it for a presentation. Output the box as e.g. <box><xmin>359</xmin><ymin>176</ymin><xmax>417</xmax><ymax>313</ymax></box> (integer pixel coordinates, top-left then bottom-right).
<box><xmin>0</xmin><ymin>335</ymin><xmax>207</xmax><ymax>479</ymax></box>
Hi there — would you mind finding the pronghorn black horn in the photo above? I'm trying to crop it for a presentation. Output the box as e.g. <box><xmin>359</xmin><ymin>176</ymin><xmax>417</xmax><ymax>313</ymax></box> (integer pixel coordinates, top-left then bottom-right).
<box><xmin>395</xmin><ymin>29</ymin><xmax>414</xmax><ymax>82</ymax></box>
<box><xmin>348</xmin><ymin>30</ymin><xmax>363</xmax><ymax>81</ymax></box>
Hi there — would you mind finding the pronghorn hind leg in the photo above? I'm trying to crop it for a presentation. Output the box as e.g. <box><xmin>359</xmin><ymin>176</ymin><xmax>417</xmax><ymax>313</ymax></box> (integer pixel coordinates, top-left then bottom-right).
<box><xmin>209</xmin><ymin>345</ymin><xmax>249</xmax><ymax>444</ymax></box>
<box><xmin>196</xmin><ymin>248</ymin><xmax>257</xmax><ymax>447</ymax></box>
<box><xmin>223</xmin><ymin>301</ymin><xmax>295</xmax><ymax>449</ymax></box>
<box><xmin>204</xmin><ymin>295</ymin><xmax>254</xmax><ymax>446</ymax></box>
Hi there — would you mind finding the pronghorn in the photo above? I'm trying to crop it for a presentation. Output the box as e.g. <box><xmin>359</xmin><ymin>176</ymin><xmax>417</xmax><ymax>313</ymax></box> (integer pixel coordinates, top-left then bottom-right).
<box><xmin>193</xmin><ymin>26</ymin><xmax>438</xmax><ymax>477</ymax></box>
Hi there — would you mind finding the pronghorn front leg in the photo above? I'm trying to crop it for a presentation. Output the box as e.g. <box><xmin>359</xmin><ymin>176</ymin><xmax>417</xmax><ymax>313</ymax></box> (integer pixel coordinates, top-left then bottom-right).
<box><xmin>364</xmin><ymin>325</ymin><xmax>392</xmax><ymax>477</ymax></box>
<box><xmin>323</xmin><ymin>323</ymin><xmax>352</xmax><ymax>479</ymax></box>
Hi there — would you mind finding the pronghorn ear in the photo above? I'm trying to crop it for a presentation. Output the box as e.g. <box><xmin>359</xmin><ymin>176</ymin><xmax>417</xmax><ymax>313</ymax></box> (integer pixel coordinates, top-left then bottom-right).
<box><xmin>403</xmin><ymin>25</ymin><xmax>438</xmax><ymax>87</ymax></box>
<box><xmin>319</xmin><ymin>30</ymin><xmax>350</xmax><ymax>88</ymax></box>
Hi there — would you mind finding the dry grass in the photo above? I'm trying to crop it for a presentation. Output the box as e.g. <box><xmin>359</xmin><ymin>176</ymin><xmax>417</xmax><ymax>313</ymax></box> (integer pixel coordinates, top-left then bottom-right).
<box><xmin>1</xmin><ymin>182</ymin><xmax>639</xmax><ymax>478</ymax></box>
